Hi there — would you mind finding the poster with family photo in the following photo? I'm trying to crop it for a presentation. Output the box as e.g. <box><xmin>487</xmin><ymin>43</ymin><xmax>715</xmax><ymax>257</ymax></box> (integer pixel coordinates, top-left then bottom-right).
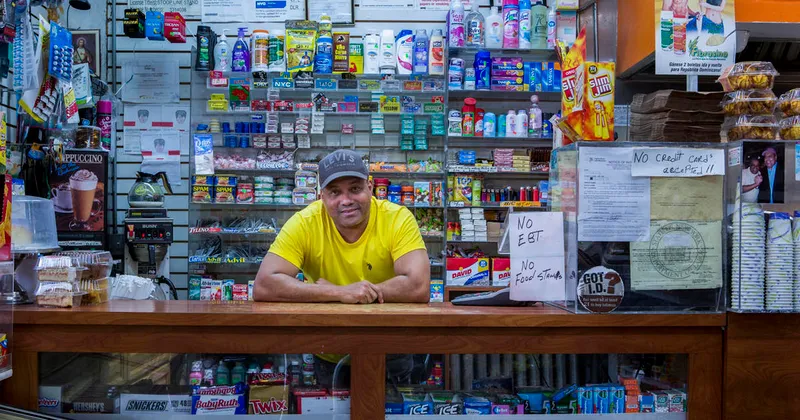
<box><xmin>49</xmin><ymin>150</ymin><xmax>108</xmax><ymax>248</ymax></box>
<box><xmin>72</xmin><ymin>30</ymin><xmax>101</xmax><ymax>76</ymax></box>
<box><xmin>742</xmin><ymin>142</ymin><xmax>785</xmax><ymax>204</ymax></box>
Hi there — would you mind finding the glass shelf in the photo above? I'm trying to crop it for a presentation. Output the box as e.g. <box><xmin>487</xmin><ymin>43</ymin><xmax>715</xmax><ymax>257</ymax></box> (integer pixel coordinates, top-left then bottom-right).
<box><xmin>446</xmin><ymin>167</ymin><xmax>549</xmax><ymax>176</ymax></box>
<box><xmin>448</xmin><ymin>90</ymin><xmax>562</xmax><ymax>101</ymax></box>
<box><xmin>448</xmin><ymin>46</ymin><xmax>558</xmax><ymax>56</ymax></box>
<box><xmin>447</xmin><ymin>137</ymin><xmax>553</xmax><ymax>148</ymax></box>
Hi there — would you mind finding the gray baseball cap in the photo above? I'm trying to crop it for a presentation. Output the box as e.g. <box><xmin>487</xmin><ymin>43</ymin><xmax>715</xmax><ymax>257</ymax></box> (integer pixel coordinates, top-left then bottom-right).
<box><xmin>318</xmin><ymin>149</ymin><xmax>369</xmax><ymax>189</ymax></box>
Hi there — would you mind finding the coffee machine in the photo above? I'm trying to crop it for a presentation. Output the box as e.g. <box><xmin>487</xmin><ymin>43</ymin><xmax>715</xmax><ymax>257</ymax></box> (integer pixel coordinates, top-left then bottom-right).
<box><xmin>123</xmin><ymin>172</ymin><xmax>174</xmax><ymax>279</ymax></box>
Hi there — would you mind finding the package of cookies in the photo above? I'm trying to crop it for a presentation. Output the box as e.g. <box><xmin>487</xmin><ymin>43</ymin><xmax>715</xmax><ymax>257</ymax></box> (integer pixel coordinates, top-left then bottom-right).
<box><xmin>778</xmin><ymin>88</ymin><xmax>800</xmax><ymax>117</ymax></box>
<box><xmin>779</xmin><ymin>116</ymin><xmax>800</xmax><ymax>140</ymax></box>
<box><xmin>717</xmin><ymin>61</ymin><xmax>779</xmax><ymax>92</ymax></box>
<box><xmin>34</xmin><ymin>255</ymin><xmax>85</xmax><ymax>282</ymax></box>
<box><xmin>723</xmin><ymin>114</ymin><xmax>779</xmax><ymax>141</ymax></box>
<box><xmin>721</xmin><ymin>89</ymin><xmax>777</xmax><ymax>115</ymax></box>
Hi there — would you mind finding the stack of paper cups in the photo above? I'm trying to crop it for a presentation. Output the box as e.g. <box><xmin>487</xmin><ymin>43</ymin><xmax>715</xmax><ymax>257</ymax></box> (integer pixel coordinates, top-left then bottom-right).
<box><xmin>793</xmin><ymin>211</ymin><xmax>800</xmax><ymax>312</ymax></box>
<box><xmin>766</xmin><ymin>212</ymin><xmax>794</xmax><ymax>311</ymax></box>
<box><xmin>731</xmin><ymin>203</ymin><xmax>766</xmax><ymax>312</ymax></box>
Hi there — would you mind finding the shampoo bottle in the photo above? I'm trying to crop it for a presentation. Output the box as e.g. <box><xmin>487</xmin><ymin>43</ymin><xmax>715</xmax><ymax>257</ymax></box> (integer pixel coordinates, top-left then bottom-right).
<box><xmin>465</xmin><ymin>3</ymin><xmax>485</xmax><ymax>47</ymax></box>
<box><xmin>315</xmin><ymin>16</ymin><xmax>334</xmax><ymax>74</ymax></box>
<box><xmin>502</xmin><ymin>0</ymin><xmax>520</xmax><ymax>48</ymax></box>
<box><xmin>395</xmin><ymin>29</ymin><xmax>414</xmax><ymax>75</ymax></box>
<box><xmin>531</xmin><ymin>0</ymin><xmax>548</xmax><ymax>48</ymax></box>
<box><xmin>412</xmin><ymin>29</ymin><xmax>429</xmax><ymax>75</ymax></box>
<box><xmin>364</xmin><ymin>31</ymin><xmax>381</xmax><ymax>74</ymax></box>
<box><xmin>447</xmin><ymin>0</ymin><xmax>465</xmax><ymax>48</ymax></box>
<box><xmin>485</xmin><ymin>7</ymin><xmax>503</xmax><ymax>48</ymax></box>
<box><xmin>519</xmin><ymin>0</ymin><xmax>532</xmax><ymax>48</ymax></box>
<box><xmin>213</xmin><ymin>29</ymin><xmax>230</xmax><ymax>72</ymax></box>
<box><xmin>231</xmin><ymin>27</ymin><xmax>250</xmax><ymax>72</ymax></box>
<box><xmin>379</xmin><ymin>29</ymin><xmax>397</xmax><ymax>74</ymax></box>
<box><xmin>429</xmin><ymin>29</ymin><xmax>445</xmax><ymax>75</ymax></box>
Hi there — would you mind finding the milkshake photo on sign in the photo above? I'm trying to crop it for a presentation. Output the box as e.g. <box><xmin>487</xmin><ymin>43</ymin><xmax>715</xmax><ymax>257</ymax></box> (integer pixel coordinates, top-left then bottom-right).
<box><xmin>743</xmin><ymin>142</ymin><xmax>785</xmax><ymax>204</ymax></box>
<box><xmin>49</xmin><ymin>151</ymin><xmax>108</xmax><ymax>237</ymax></box>
<box><xmin>68</xmin><ymin>169</ymin><xmax>102</xmax><ymax>230</ymax></box>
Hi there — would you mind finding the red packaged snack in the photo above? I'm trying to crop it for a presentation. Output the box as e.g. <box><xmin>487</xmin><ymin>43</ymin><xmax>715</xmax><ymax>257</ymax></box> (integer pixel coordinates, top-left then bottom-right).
<box><xmin>248</xmin><ymin>373</ymin><xmax>289</xmax><ymax>415</ymax></box>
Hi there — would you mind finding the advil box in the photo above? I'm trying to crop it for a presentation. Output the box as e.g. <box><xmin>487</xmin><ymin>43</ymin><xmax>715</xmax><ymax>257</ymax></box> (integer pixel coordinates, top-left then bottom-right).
<box><xmin>492</xmin><ymin>258</ymin><xmax>511</xmax><ymax>286</ymax></box>
<box><xmin>446</xmin><ymin>257</ymin><xmax>490</xmax><ymax>286</ymax></box>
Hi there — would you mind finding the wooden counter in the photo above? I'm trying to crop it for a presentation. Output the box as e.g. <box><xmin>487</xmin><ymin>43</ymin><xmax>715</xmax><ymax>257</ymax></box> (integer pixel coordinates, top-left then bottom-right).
<box><xmin>3</xmin><ymin>302</ymin><xmax>725</xmax><ymax>419</ymax></box>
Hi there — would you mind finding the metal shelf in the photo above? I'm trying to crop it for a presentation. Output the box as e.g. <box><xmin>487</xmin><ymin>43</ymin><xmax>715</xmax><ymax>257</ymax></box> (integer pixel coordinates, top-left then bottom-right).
<box><xmin>447</xmin><ymin>137</ymin><xmax>553</xmax><ymax>148</ymax></box>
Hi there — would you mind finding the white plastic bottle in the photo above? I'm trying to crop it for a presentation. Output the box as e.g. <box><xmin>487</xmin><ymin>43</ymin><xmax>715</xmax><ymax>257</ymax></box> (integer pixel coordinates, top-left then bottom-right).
<box><xmin>429</xmin><ymin>29</ymin><xmax>445</xmax><ymax>75</ymax></box>
<box><xmin>506</xmin><ymin>110</ymin><xmax>517</xmax><ymax>137</ymax></box>
<box><xmin>364</xmin><ymin>31</ymin><xmax>381</xmax><ymax>74</ymax></box>
<box><xmin>379</xmin><ymin>29</ymin><xmax>397</xmax><ymax>74</ymax></box>
<box><xmin>465</xmin><ymin>3</ymin><xmax>485</xmax><ymax>47</ymax></box>
<box><xmin>519</xmin><ymin>0</ymin><xmax>532</xmax><ymax>49</ymax></box>
<box><xmin>529</xmin><ymin>94</ymin><xmax>543</xmax><ymax>137</ymax></box>
<box><xmin>546</xmin><ymin>2</ymin><xmax>557</xmax><ymax>49</ymax></box>
<box><xmin>213</xmin><ymin>29</ymin><xmax>231</xmax><ymax>72</ymax></box>
<box><xmin>447</xmin><ymin>0</ymin><xmax>466</xmax><ymax>48</ymax></box>
<box><xmin>485</xmin><ymin>7</ymin><xmax>504</xmax><ymax>48</ymax></box>
<box><xmin>517</xmin><ymin>110</ymin><xmax>528</xmax><ymax>138</ymax></box>
<box><xmin>395</xmin><ymin>29</ymin><xmax>414</xmax><ymax>75</ymax></box>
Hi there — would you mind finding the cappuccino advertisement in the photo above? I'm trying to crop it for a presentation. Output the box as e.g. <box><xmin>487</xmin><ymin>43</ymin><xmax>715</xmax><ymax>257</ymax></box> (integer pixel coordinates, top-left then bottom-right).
<box><xmin>50</xmin><ymin>150</ymin><xmax>108</xmax><ymax>248</ymax></box>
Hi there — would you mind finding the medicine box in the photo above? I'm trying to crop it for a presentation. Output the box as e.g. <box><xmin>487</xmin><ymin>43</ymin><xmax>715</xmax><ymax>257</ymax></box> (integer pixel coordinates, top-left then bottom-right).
<box><xmin>492</xmin><ymin>258</ymin><xmax>511</xmax><ymax>286</ymax></box>
<box><xmin>446</xmin><ymin>258</ymin><xmax>490</xmax><ymax>286</ymax></box>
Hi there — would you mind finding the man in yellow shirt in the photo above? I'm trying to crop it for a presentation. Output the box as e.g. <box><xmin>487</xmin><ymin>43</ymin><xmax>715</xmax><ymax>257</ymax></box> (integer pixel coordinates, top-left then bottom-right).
<box><xmin>254</xmin><ymin>149</ymin><xmax>430</xmax><ymax>304</ymax></box>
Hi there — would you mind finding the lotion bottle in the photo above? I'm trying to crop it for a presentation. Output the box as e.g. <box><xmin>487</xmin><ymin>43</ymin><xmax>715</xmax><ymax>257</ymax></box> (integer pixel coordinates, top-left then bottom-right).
<box><xmin>213</xmin><ymin>29</ymin><xmax>230</xmax><ymax>72</ymax></box>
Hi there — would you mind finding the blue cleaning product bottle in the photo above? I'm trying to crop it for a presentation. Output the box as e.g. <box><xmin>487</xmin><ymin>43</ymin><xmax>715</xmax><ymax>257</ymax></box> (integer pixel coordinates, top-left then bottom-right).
<box><xmin>231</xmin><ymin>27</ymin><xmax>250</xmax><ymax>72</ymax></box>
<box><xmin>483</xmin><ymin>112</ymin><xmax>497</xmax><ymax>137</ymax></box>
<box><xmin>412</xmin><ymin>29</ymin><xmax>429</xmax><ymax>75</ymax></box>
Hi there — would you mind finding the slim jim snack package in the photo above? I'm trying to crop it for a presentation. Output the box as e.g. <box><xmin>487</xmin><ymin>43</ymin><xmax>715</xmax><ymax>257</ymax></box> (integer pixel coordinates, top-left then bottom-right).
<box><xmin>555</xmin><ymin>27</ymin><xmax>615</xmax><ymax>144</ymax></box>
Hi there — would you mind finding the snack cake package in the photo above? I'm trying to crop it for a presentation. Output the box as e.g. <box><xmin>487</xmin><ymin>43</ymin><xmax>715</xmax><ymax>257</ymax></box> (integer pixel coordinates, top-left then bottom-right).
<box><xmin>583</xmin><ymin>61</ymin><xmax>615</xmax><ymax>141</ymax></box>
<box><xmin>286</xmin><ymin>20</ymin><xmax>318</xmax><ymax>75</ymax></box>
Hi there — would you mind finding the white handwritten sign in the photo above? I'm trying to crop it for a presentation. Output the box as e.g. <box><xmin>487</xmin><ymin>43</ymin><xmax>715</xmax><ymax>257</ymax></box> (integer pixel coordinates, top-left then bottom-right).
<box><xmin>509</xmin><ymin>212</ymin><xmax>566</xmax><ymax>302</ymax></box>
<box><xmin>631</xmin><ymin>147</ymin><xmax>725</xmax><ymax>177</ymax></box>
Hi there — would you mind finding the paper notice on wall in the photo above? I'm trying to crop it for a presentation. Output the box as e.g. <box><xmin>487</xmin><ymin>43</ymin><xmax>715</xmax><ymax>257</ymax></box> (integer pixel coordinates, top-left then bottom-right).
<box><xmin>308</xmin><ymin>0</ymin><xmax>353</xmax><ymax>23</ymax></box>
<box><xmin>123</xmin><ymin>128</ymin><xmax>142</xmax><ymax>155</ymax></box>
<box><xmin>122</xmin><ymin>60</ymin><xmax>181</xmax><ymax>103</ymax></box>
<box><xmin>650</xmin><ymin>176</ymin><xmax>723</xmax><ymax>221</ymax></box>
<box><xmin>140</xmin><ymin>129</ymin><xmax>181</xmax><ymax>158</ymax></box>
<box><xmin>630</xmin><ymin>220</ymin><xmax>723</xmax><ymax>290</ymax></box>
<box><xmin>509</xmin><ymin>212</ymin><xmax>566</xmax><ymax>302</ymax></box>
<box><xmin>577</xmin><ymin>147</ymin><xmax>650</xmax><ymax>242</ymax></box>
<box><xmin>141</xmin><ymin>157</ymin><xmax>182</xmax><ymax>187</ymax></box>
<box><xmin>129</xmin><ymin>0</ymin><xmax>201</xmax><ymax>19</ymax></box>
<box><xmin>202</xmin><ymin>0</ymin><xmax>304</xmax><ymax>22</ymax></box>
<box><xmin>358</xmin><ymin>0</ymin><xmax>415</xmax><ymax>9</ymax></box>
<box><xmin>417</xmin><ymin>0</ymin><xmax>450</xmax><ymax>9</ymax></box>
<box><xmin>123</xmin><ymin>104</ymin><xmax>189</xmax><ymax>155</ymax></box>
<box><xmin>201</xmin><ymin>0</ymin><xmax>245</xmax><ymax>21</ymax></box>
<box><xmin>631</xmin><ymin>147</ymin><xmax>725</xmax><ymax>177</ymax></box>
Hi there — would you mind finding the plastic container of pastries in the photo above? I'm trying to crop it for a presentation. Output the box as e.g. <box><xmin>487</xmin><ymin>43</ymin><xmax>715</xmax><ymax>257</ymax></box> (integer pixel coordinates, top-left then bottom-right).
<box><xmin>721</xmin><ymin>89</ymin><xmax>777</xmax><ymax>115</ymax></box>
<box><xmin>35</xmin><ymin>281</ymin><xmax>86</xmax><ymax>308</ymax></box>
<box><xmin>778</xmin><ymin>88</ymin><xmax>800</xmax><ymax>117</ymax></box>
<box><xmin>34</xmin><ymin>255</ymin><xmax>86</xmax><ymax>282</ymax></box>
<box><xmin>56</xmin><ymin>250</ymin><xmax>114</xmax><ymax>281</ymax></box>
<box><xmin>723</xmin><ymin>114</ymin><xmax>779</xmax><ymax>141</ymax></box>
<box><xmin>80</xmin><ymin>277</ymin><xmax>110</xmax><ymax>305</ymax></box>
<box><xmin>718</xmin><ymin>61</ymin><xmax>779</xmax><ymax>92</ymax></box>
<box><xmin>779</xmin><ymin>116</ymin><xmax>800</xmax><ymax>140</ymax></box>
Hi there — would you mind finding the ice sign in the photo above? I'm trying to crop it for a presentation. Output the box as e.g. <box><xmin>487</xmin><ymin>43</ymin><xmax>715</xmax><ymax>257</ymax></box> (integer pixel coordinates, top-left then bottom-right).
<box><xmin>509</xmin><ymin>212</ymin><xmax>566</xmax><ymax>302</ymax></box>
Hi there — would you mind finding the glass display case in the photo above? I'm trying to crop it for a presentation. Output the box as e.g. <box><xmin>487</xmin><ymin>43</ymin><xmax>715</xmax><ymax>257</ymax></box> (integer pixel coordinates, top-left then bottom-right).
<box><xmin>38</xmin><ymin>352</ymin><xmax>351</xmax><ymax>417</ymax></box>
<box><xmin>384</xmin><ymin>353</ymin><xmax>688</xmax><ymax>418</ymax></box>
<box><xmin>728</xmin><ymin>140</ymin><xmax>800</xmax><ymax>313</ymax></box>
<box><xmin>550</xmin><ymin>142</ymin><xmax>727</xmax><ymax>313</ymax></box>
<box><xmin>0</xmin><ymin>261</ymin><xmax>12</xmax><ymax>382</ymax></box>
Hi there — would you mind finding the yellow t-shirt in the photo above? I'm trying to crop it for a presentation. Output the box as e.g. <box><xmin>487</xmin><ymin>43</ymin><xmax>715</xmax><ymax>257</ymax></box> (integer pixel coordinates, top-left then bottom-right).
<box><xmin>269</xmin><ymin>197</ymin><xmax>426</xmax><ymax>285</ymax></box>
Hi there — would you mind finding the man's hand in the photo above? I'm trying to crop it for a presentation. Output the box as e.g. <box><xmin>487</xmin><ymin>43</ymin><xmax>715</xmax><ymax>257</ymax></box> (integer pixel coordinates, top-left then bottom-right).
<box><xmin>337</xmin><ymin>280</ymin><xmax>384</xmax><ymax>304</ymax></box>
<box><xmin>756</xmin><ymin>174</ymin><xmax>763</xmax><ymax>185</ymax></box>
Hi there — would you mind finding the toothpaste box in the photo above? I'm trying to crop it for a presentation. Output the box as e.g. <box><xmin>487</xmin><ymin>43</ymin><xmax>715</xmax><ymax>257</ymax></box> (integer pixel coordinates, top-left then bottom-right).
<box><xmin>463</xmin><ymin>396</ymin><xmax>492</xmax><ymax>414</ymax></box>
<box><xmin>446</xmin><ymin>257</ymin><xmax>490</xmax><ymax>286</ymax></box>
<box><xmin>492</xmin><ymin>258</ymin><xmax>511</xmax><ymax>285</ymax></box>
<box><xmin>653</xmin><ymin>391</ymin><xmax>669</xmax><ymax>413</ymax></box>
<box><xmin>639</xmin><ymin>392</ymin><xmax>655</xmax><ymax>413</ymax></box>
<box><xmin>593</xmin><ymin>386</ymin><xmax>610</xmax><ymax>414</ymax></box>
<box><xmin>609</xmin><ymin>385</ymin><xmax>625</xmax><ymax>413</ymax></box>
<box><xmin>491</xmin><ymin>76</ymin><xmax>524</xmax><ymax>85</ymax></box>
<box><xmin>402</xmin><ymin>393</ymin><xmax>433</xmax><ymax>415</ymax></box>
<box><xmin>576</xmin><ymin>387</ymin><xmax>594</xmax><ymax>414</ymax></box>
<box><xmin>666</xmin><ymin>390</ymin><xmax>685</xmax><ymax>413</ymax></box>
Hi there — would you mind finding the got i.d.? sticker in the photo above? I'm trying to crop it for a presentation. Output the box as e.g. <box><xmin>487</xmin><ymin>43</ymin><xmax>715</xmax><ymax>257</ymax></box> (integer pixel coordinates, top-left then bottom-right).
<box><xmin>578</xmin><ymin>266</ymin><xmax>624</xmax><ymax>313</ymax></box>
